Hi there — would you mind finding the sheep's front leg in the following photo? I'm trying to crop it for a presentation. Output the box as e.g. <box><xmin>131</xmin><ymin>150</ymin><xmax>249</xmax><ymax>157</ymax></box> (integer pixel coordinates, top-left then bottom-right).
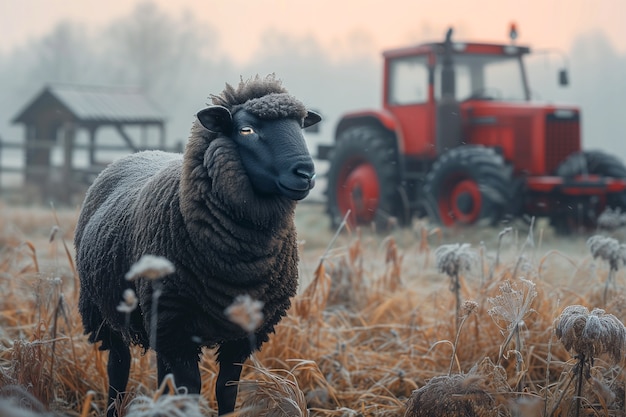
<box><xmin>216</xmin><ymin>339</ymin><xmax>252</xmax><ymax>416</ymax></box>
<box><xmin>107</xmin><ymin>333</ymin><xmax>131</xmax><ymax>417</ymax></box>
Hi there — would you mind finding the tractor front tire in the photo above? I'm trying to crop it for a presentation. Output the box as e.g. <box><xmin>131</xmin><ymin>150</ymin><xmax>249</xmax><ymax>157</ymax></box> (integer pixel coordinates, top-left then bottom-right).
<box><xmin>326</xmin><ymin>127</ymin><xmax>406</xmax><ymax>231</ymax></box>
<box><xmin>423</xmin><ymin>145</ymin><xmax>512</xmax><ymax>227</ymax></box>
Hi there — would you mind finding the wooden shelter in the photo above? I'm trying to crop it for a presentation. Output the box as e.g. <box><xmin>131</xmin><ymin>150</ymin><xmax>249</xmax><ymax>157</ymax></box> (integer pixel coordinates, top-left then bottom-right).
<box><xmin>10</xmin><ymin>84</ymin><xmax>168</xmax><ymax>203</ymax></box>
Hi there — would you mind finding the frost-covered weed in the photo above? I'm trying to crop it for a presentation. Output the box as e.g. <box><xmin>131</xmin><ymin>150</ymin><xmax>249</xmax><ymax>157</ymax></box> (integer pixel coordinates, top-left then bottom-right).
<box><xmin>225</xmin><ymin>294</ymin><xmax>265</xmax><ymax>333</ymax></box>
<box><xmin>125</xmin><ymin>255</ymin><xmax>175</xmax><ymax>350</ymax></box>
<box><xmin>488</xmin><ymin>279</ymin><xmax>537</xmax><ymax>347</ymax></box>
<box><xmin>435</xmin><ymin>243</ymin><xmax>478</xmax><ymax>328</ymax></box>
<box><xmin>555</xmin><ymin>305</ymin><xmax>625</xmax><ymax>363</ymax></box>
<box><xmin>586</xmin><ymin>235</ymin><xmax>626</xmax><ymax>304</ymax></box>
<box><xmin>554</xmin><ymin>305</ymin><xmax>626</xmax><ymax>416</ymax></box>
<box><xmin>125</xmin><ymin>255</ymin><xmax>175</xmax><ymax>281</ymax></box>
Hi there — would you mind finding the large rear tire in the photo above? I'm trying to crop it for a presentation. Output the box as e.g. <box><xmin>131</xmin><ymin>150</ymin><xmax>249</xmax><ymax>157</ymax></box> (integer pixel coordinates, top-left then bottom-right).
<box><xmin>552</xmin><ymin>150</ymin><xmax>626</xmax><ymax>233</ymax></box>
<box><xmin>423</xmin><ymin>145</ymin><xmax>512</xmax><ymax>227</ymax></box>
<box><xmin>326</xmin><ymin>127</ymin><xmax>407</xmax><ymax>231</ymax></box>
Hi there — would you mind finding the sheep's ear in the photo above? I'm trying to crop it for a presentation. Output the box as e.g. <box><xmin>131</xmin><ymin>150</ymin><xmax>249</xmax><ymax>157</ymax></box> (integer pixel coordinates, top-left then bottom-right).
<box><xmin>303</xmin><ymin>110</ymin><xmax>322</xmax><ymax>129</ymax></box>
<box><xmin>197</xmin><ymin>106</ymin><xmax>232</xmax><ymax>133</ymax></box>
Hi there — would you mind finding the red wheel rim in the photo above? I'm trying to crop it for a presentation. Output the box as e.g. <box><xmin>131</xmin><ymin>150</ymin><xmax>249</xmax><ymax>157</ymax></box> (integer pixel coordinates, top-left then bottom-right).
<box><xmin>437</xmin><ymin>177</ymin><xmax>482</xmax><ymax>226</ymax></box>
<box><xmin>336</xmin><ymin>160</ymin><xmax>380</xmax><ymax>225</ymax></box>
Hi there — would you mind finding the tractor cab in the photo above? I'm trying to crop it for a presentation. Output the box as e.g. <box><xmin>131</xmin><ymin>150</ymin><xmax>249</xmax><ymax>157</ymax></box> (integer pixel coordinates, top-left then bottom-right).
<box><xmin>384</xmin><ymin>30</ymin><xmax>534</xmax><ymax>159</ymax></box>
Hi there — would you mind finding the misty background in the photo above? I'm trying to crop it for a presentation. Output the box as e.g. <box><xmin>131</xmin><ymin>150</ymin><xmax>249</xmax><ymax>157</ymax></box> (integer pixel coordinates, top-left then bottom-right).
<box><xmin>1</xmin><ymin>1</ymin><xmax>625</xmax><ymax>187</ymax></box>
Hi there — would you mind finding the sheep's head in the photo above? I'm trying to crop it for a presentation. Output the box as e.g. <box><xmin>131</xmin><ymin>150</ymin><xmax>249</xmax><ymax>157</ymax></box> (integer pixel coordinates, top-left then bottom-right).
<box><xmin>197</xmin><ymin>93</ymin><xmax>321</xmax><ymax>201</ymax></box>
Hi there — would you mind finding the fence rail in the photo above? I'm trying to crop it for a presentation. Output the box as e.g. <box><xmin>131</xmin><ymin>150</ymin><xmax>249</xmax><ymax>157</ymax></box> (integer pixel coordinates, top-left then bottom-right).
<box><xmin>0</xmin><ymin>137</ymin><xmax>184</xmax><ymax>205</ymax></box>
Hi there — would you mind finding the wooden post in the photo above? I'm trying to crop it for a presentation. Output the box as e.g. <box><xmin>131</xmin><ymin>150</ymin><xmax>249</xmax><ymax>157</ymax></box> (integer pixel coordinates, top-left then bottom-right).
<box><xmin>141</xmin><ymin>125</ymin><xmax>147</xmax><ymax>150</ymax></box>
<box><xmin>159</xmin><ymin>123</ymin><xmax>165</xmax><ymax>149</ymax></box>
<box><xmin>88</xmin><ymin>126</ymin><xmax>97</xmax><ymax>166</ymax></box>
<box><xmin>62</xmin><ymin>122</ymin><xmax>75</xmax><ymax>204</ymax></box>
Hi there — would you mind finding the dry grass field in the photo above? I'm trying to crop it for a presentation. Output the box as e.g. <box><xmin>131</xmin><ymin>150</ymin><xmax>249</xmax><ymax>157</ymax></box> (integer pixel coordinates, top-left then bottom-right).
<box><xmin>1</xmin><ymin>201</ymin><xmax>626</xmax><ymax>416</ymax></box>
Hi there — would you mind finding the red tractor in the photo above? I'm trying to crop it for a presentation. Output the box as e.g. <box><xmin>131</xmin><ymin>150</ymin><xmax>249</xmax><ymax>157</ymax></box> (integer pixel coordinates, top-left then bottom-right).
<box><xmin>320</xmin><ymin>27</ymin><xmax>626</xmax><ymax>233</ymax></box>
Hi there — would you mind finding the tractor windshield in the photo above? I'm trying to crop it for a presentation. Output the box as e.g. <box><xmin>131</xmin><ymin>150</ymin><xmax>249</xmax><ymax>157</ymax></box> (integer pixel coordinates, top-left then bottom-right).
<box><xmin>435</xmin><ymin>53</ymin><xmax>529</xmax><ymax>102</ymax></box>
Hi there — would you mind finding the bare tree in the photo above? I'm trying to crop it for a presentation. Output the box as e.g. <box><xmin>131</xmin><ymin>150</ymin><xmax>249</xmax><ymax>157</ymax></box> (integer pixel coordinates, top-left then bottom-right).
<box><xmin>31</xmin><ymin>20</ymin><xmax>93</xmax><ymax>83</ymax></box>
<box><xmin>102</xmin><ymin>1</ymin><xmax>217</xmax><ymax>97</ymax></box>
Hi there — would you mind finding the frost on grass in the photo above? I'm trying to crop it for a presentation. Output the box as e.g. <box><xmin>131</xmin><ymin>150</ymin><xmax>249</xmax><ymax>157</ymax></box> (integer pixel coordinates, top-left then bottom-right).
<box><xmin>126</xmin><ymin>390</ymin><xmax>207</xmax><ymax>417</ymax></box>
<box><xmin>404</xmin><ymin>371</ymin><xmax>499</xmax><ymax>417</ymax></box>
<box><xmin>434</xmin><ymin>243</ymin><xmax>478</xmax><ymax>278</ymax></box>
<box><xmin>586</xmin><ymin>235</ymin><xmax>626</xmax><ymax>271</ymax></box>
<box><xmin>225</xmin><ymin>294</ymin><xmax>265</xmax><ymax>333</ymax></box>
<box><xmin>488</xmin><ymin>278</ymin><xmax>537</xmax><ymax>332</ymax></box>
<box><xmin>237</xmin><ymin>358</ymin><xmax>308</xmax><ymax>417</ymax></box>
<box><xmin>125</xmin><ymin>255</ymin><xmax>175</xmax><ymax>281</ymax></box>
<box><xmin>555</xmin><ymin>305</ymin><xmax>626</xmax><ymax>363</ymax></box>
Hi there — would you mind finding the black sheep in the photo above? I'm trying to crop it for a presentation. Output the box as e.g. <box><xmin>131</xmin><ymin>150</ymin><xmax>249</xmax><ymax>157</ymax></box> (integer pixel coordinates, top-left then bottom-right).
<box><xmin>74</xmin><ymin>75</ymin><xmax>321</xmax><ymax>416</ymax></box>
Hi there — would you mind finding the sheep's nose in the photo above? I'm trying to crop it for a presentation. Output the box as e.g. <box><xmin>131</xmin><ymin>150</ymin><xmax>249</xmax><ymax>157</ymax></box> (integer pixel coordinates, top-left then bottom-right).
<box><xmin>295</xmin><ymin>168</ymin><xmax>315</xmax><ymax>180</ymax></box>
<box><xmin>293</xmin><ymin>164</ymin><xmax>316</xmax><ymax>189</ymax></box>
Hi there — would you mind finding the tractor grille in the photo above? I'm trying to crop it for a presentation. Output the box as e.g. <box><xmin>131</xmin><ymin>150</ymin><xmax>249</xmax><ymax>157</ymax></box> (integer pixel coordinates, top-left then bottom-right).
<box><xmin>513</xmin><ymin>116</ymin><xmax>533</xmax><ymax>173</ymax></box>
<box><xmin>544</xmin><ymin>113</ymin><xmax>580</xmax><ymax>174</ymax></box>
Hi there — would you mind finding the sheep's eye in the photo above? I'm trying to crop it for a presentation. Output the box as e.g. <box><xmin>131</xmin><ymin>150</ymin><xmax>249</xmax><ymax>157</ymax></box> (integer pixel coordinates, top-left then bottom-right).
<box><xmin>240</xmin><ymin>127</ymin><xmax>255</xmax><ymax>135</ymax></box>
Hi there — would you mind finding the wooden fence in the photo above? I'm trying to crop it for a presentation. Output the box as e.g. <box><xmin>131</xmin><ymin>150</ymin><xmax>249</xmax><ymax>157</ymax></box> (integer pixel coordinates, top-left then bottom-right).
<box><xmin>0</xmin><ymin>137</ymin><xmax>184</xmax><ymax>205</ymax></box>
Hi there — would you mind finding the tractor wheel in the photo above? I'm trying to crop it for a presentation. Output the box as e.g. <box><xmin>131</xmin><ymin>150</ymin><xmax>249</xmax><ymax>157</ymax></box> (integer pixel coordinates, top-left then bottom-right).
<box><xmin>423</xmin><ymin>145</ymin><xmax>512</xmax><ymax>227</ymax></box>
<box><xmin>552</xmin><ymin>150</ymin><xmax>626</xmax><ymax>233</ymax></box>
<box><xmin>326</xmin><ymin>127</ymin><xmax>406</xmax><ymax>231</ymax></box>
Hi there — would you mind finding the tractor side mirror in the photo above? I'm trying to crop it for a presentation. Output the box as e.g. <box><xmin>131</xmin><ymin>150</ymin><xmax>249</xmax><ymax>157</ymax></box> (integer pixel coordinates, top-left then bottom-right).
<box><xmin>559</xmin><ymin>68</ymin><xmax>569</xmax><ymax>87</ymax></box>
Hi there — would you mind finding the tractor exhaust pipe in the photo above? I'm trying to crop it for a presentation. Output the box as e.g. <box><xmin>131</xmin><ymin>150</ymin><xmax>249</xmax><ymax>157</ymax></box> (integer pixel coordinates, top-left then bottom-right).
<box><xmin>436</xmin><ymin>27</ymin><xmax>462</xmax><ymax>153</ymax></box>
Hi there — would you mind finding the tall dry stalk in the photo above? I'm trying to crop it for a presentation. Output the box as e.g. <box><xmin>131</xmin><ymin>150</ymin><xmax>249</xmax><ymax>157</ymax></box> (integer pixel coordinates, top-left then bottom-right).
<box><xmin>125</xmin><ymin>254</ymin><xmax>175</xmax><ymax>351</ymax></box>
<box><xmin>495</xmin><ymin>227</ymin><xmax>512</xmax><ymax>270</ymax></box>
<box><xmin>380</xmin><ymin>236</ymin><xmax>403</xmax><ymax>293</ymax></box>
<box><xmin>447</xmin><ymin>301</ymin><xmax>478</xmax><ymax>376</ymax></box>
<box><xmin>434</xmin><ymin>243</ymin><xmax>478</xmax><ymax>330</ymax></box>
<box><xmin>512</xmin><ymin>217</ymin><xmax>536</xmax><ymax>279</ymax></box>
<box><xmin>487</xmin><ymin>278</ymin><xmax>537</xmax><ymax>391</ymax></box>
<box><xmin>49</xmin><ymin>202</ymin><xmax>78</xmax><ymax>297</ymax></box>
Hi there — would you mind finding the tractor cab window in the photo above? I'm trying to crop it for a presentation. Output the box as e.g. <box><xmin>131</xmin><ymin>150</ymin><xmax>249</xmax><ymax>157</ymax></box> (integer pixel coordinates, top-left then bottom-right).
<box><xmin>387</xmin><ymin>56</ymin><xmax>429</xmax><ymax>105</ymax></box>
<box><xmin>435</xmin><ymin>53</ymin><xmax>527</xmax><ymax>102</ymax></box>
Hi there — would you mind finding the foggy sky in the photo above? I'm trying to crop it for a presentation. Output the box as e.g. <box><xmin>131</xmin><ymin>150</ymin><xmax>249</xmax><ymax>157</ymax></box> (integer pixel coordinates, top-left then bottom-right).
<box><xmin>1</xmin><ymin>1</ymin><xmax>625</xmax><ymax>165</ymax></box>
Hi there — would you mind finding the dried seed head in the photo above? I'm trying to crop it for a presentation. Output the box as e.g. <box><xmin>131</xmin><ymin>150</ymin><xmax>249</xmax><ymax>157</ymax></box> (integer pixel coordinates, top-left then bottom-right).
<box><xmin>225</xmin><ymin>294</ymin><xmax>265</xmax><ymax>333</ymax></box>
<box><xmin>435</xmin><ymin>243</ymin><xmax>478</xmax><ymax>278</ymax></box>
<box><xmin>488</xmin><ymin>279</ymin><xmax>537</xmax><ymax>332</ymax></box>
<box><xmin>116</xmin><ymin>288</ymin><xmax>138</xmax><ymax>314</ymax></box>
<box><xmin>586</xmin><ymin>235</ymin><xmax>626</xmax><ymax>271</ymax></box>
<box><xmin>125</xmin><ymin>255</ymin><xmax>175</xmax><ymax>281</ymax></box>
<box><xmin>597</xmin><ymin>207</ymin><xmax>626</xmax><ymax>231</ymax></box>
<box><xmin>462</xmin><ymin>300</ymin><xmax>479</xmax><ymax>317</ymax></box>
<box><xmin>555</xmin><ymin>304</ymin><xmax>626</xmax><ymax>363</ymax></box>
<box><xmin>48</xmin><ymin>225</ymin><xmax>59</xmax><ymax>243</ymax></box>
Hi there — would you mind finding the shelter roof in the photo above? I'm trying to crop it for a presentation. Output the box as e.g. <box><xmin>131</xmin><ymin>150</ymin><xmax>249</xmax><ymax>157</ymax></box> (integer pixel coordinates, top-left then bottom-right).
<box><xmin>12</xmin><ymin>84</ymin><xmax>165</xmax><ymax>125</ymax></box>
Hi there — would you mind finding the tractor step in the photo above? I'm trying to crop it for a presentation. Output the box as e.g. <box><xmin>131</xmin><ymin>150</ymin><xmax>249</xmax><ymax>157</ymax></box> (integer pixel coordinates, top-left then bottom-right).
<box><xmin>526</xmin><ymin>176</ymin><xmax>626</xmax><ymax>195</ymax></box>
